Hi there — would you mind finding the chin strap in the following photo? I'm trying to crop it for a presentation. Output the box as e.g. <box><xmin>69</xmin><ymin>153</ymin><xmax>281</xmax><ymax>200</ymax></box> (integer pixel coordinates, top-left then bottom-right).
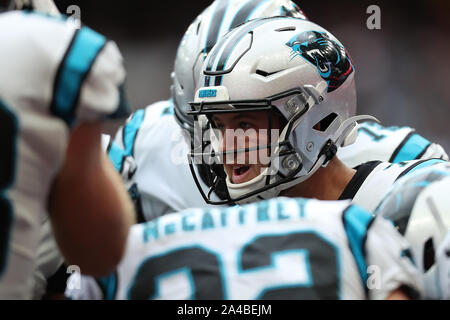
<box><xmin>318</xmin><ymin>140</ymin><xmax>338</xmax><ymax>166</ymax></box>
<box><xmin>271</xmin><ymin>152</ymin><xmax>329</xmax><ymax>195</ymax></box>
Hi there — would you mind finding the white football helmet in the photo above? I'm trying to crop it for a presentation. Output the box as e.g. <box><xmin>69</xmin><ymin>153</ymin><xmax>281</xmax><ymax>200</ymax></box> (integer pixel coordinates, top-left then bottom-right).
<box><xmin>171</xmin><ymin>0</ymin><xmax>307</xmax><ymax>134</ymax></box>
<box><xmin>189</xmin><ymin>17</ymin><xmax>376</xmax><ymax>205</ymax></box>
<box><xmin>376</xmin><ymin>162</ymin><xmax>450</xmax><ymax>299</ymax></box>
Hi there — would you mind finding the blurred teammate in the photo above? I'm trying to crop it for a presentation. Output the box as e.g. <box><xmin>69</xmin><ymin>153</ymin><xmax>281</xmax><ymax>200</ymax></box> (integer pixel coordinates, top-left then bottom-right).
<box><xmin>0</xmin><ymin>0</ymin><xmax>135</xmax><ymax>299</ymax></box>
<box><xmin>376</xmin><ymin>162</ymin><xmax>450</xmax><ymax>299</ymax></box>
<box><xmin>67</xmin><ymin>198</ymin><xmax>422</xmax><ymax>300</ymax></box>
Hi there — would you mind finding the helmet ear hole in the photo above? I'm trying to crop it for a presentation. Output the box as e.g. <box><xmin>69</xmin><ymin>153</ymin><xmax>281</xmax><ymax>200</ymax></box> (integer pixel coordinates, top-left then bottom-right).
<box><xmin>423</xmin><ymin>237</ymin><xmax>436</xmax><ymax>272</ymax></box>
<box><xmin>313</xmin><ymin>113</ymin><xmax>338</xmax><ymax>132</ymax></box>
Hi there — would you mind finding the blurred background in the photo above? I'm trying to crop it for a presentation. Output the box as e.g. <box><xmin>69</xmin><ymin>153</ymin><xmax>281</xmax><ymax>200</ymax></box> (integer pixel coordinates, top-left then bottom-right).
<box><xmin>56</xmin><ymin>0</ymin><xmax>450</xmax><ymax>151</ymax></box>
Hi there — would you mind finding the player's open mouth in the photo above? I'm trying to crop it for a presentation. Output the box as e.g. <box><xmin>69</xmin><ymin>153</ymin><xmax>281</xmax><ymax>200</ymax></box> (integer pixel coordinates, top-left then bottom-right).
<box><xmin>231</xmin><ymin>165</ymin><xmax>251</xmax><ymax>184</ymax></box>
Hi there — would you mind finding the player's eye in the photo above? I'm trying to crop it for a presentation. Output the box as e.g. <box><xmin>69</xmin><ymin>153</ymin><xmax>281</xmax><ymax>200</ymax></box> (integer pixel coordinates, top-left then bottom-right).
<box><xmin>239</xmin><ymin>122</ymin><xmax>252</xmax><ymax>130</ymax></box>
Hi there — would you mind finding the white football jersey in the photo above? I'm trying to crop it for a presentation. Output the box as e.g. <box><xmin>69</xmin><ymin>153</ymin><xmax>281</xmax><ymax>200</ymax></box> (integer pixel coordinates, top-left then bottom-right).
<box><xmin>339</xmin><ymin>158</ymin><xmax>448</xmax><ymax>213</ymax></box>
<box><xmin>0</xmin><ymin>11</ymin><xmax>128</xmax><ymax>299</ymax></box>
<box><xmin>66</xmin><ymin>197</ymin><xmax>422</xmax><ymax>300</ymax></box>
<box><xmin>338</xmin><ymin>121</ymin><xmax>448</xmax><ymax>168</ymax></box>
<box><xmin>113</xmin><ymin>100</ymin><xmax>223</xmax><ymax>222</ymax></box>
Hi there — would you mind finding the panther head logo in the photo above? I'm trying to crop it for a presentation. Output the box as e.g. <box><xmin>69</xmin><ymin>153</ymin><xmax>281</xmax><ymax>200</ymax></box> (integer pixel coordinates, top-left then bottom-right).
<box><xmin>286</xmin><ymin>31</ymin><xmax>354</xmax><ymax>93</ymax></box>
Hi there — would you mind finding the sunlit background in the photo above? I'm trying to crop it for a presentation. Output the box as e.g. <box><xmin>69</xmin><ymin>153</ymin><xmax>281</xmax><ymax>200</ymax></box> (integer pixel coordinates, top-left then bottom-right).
<box><xmin>56</xmin><ymin>0</ymin><xmax>450</xmax><ymax>151</ymax></box>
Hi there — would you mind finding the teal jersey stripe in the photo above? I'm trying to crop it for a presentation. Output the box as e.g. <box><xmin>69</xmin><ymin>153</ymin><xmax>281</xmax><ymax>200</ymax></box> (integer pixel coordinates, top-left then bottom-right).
<box><xmin>98</xmin><ymin>273</ymin><xmax>118</xmax><ymax>300</ymax></box>
<box><xmin>343</xmin><ymin>205</ymin><xmax>374</xmax><ymax>291</ymax></box>
<box><xmin>123</xmin><ymin>109</ymin><xmax>145</xmax><ymax>156</ymax></box>
<box><xmin>393</xmin><ymin>133</ymin><xmax>431</xmax><ymax>163</ymax></box>
<box><xmin>52</xmin><ymin>27</ymin><xmax>106</xmax><ymax>126</ymax></box>
<box><xmin>107</xmin><ymin>141</ymin><xmax>127</xmax><ymax>173</ymax></box>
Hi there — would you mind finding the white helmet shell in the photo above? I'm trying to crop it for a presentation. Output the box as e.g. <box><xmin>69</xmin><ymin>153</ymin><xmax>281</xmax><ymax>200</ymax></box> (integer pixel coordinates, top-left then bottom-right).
<box><xmin>377</xmin><ymin>162</ymin><xmax>450</xmax><ymax>299</ymax></box>
<box><xmin>190</xmin><ymin>17</ymin><xmax>372</xmax><ymax>204</ymax></box>
<box><xmin>171</xmin><ymin>0</ymin><xmax>308</xmax><ymax>133</ymax></box>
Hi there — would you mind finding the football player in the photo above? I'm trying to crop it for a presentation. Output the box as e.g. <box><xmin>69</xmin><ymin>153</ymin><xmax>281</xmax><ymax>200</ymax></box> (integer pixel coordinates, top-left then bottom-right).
<box><xmin>188</xmin><ymin>16</ymin><xmax>448</xmax><ymax>213</ymax></box>
<box><xmin>111</xmin><ymin>0</ymin><xmax>309</xmax><ymax>222</ymax></box>
<box><xmin>66</xmin><ymin>197</ymin><xmax>422</xmax><ymax>300</ymax></box>
<box><xmin>112</xmin><ymin>0</ymin><xmax>447</xmax><ymax>223</ymax></box>
<box><xmin>376</xmin><ymin>162</ymin><xmax>450</xmax><ymax>299</ymax></box>
<box><xmin>0</xmin><ymin>0</ymin><xmax>135</xmax><ymax>299</ymax></box>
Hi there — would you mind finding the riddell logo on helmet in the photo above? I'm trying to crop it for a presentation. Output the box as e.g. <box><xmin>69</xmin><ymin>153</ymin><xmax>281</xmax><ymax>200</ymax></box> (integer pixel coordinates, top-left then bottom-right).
<box><xmin>199</xmin><ymin>89</ymin><xmax>217</xmax><ymax>98</ymax></box>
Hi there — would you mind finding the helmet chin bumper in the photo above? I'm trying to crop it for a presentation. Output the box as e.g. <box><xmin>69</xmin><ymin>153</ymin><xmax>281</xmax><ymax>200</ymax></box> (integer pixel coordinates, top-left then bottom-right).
<box><xmin>226</xmin><ymin>169</ymin><xmax>280</xmax><ymax>205</ymax></box>
<box><xmin>225</xmin><ymin>161</ymin><xmax>319</xmax><ymax>205</ymax></box>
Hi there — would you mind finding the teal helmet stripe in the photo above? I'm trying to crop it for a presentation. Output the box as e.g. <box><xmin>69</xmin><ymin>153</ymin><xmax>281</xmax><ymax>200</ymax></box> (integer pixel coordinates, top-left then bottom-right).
<box><xmin>212</xmin><ymin>17</ymin><xmax>288</xmax><ymax>86</ymax></box>
<box><xmin>203</xmin><ymin>0</ymin><xmax>275</xmax><ymax>87</ymax></box>
<box><xmin>229</xmin><ymin>0</ymin><xmax>270</xmax><ymax>30</ymax></box>
<box><xmin>203</xmin><ymin>0</ymin><xmax>231</xmax><ymax>55</ymax></box>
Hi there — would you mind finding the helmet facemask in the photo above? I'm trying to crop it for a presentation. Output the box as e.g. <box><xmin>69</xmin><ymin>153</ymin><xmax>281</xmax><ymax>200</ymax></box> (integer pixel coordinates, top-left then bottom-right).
<box><xmin>188</xmin><ymin>85</ymin><xmax>370</xmax><ymax>205</ymax></box>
